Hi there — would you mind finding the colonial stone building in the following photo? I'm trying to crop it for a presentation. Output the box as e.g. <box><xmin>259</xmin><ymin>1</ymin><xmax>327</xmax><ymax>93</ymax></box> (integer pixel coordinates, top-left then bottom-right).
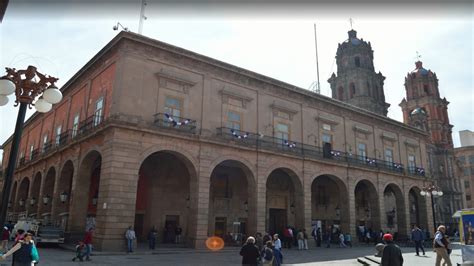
<box><xmin>2</xmin><ymin>30</ymin><xmax>437</xmax><ymax>250</ymax></box>
<box><xmin>454</xmin><ymin>134</ymin><xmax>474</xmax><ymax>209</ymax></box>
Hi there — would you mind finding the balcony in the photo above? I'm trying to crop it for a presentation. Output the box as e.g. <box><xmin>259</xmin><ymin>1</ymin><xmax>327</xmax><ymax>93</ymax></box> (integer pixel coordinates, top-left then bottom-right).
<box><xmin>407</xmin><ymin>166</ymin><xmax>426</xmax><ymax>177</ymax></box>
<box><xmin>215</xmin><ymin>127</ymin><xmax>407</xmax><ymax>175</ymax></box>
<box><xmin>56</xmin><ymin>130</ymin><xmax>71</xmax><ymax>147</ymax></box>
<box><xmin>153</xmin><ymin>113</ymin><xmax>197</xmax><ymax>134</ymax></box>
<box><xmin>74</xmin><ymin>114</ymin><xmax>104</xmax><ymax>138</ymax></box>
<box><xmin>30</xmin><ymin>149</ymin><xmax>40</xmax><ymax>161</ymax></box>
<box><xmin>42</xmin><ymin>141</ymin><xmax>53</xmax><ymax>155</ymax></box>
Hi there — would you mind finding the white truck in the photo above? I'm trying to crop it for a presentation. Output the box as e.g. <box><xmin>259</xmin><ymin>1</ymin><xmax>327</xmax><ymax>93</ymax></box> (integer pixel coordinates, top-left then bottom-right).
<box><xmin>13</xmin><ymin>213</ymin><xmax>64</xmax><ymax>245</ymax></box>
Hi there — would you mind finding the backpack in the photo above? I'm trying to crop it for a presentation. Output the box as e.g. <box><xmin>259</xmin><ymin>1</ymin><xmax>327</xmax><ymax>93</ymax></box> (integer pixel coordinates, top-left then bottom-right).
<box><xmin>264</xmin><ymin>247</ymin><xmax>273</xmax><ymax>261</ymax></box>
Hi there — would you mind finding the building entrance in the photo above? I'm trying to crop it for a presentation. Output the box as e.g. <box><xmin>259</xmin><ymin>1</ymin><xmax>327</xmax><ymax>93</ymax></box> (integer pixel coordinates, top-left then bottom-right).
<box><xmin>269</xmin><ymin>208</ymin><xmax>287</xmax><ymax>235</ymax></box>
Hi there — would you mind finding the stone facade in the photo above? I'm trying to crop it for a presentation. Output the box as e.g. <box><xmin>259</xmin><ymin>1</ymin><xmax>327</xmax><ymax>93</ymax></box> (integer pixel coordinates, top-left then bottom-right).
<box><xmin>454</xmin><ymin>146</ymin><xmax>474</xmax><ymax>208</ymax></box>
<box><xmin>2</xmin><ymin>31</ymin><xmax>435</xmax><ymax>251</ymax></box>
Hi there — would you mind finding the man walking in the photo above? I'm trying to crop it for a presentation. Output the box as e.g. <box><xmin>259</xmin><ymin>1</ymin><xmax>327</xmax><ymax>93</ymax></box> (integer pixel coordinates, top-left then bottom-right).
<box><xmin>411</xmin><ymin>225</ymin><xmax>425</xmax><ymax>256</ymax></box>
<box><xmin>83</xmin><ymin>228</ymin><xmax>93</xmax><ymax>261</ymax></box>
<box><xmin>381</xmin><ymin>233</ymin><xmax>403</xmax><ymax>266</ymax></box>
<box><xmin>434</xmin><ymin>225</ymin><xmax>452</xmax><ymax>266</ymax></box>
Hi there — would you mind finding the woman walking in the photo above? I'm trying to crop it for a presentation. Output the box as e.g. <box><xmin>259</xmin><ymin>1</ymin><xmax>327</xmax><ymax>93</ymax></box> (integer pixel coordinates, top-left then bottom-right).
<box><xmin>1</xmin><ymin>232</ymin><xmax>38</xmax><ymax>266</ymax></box>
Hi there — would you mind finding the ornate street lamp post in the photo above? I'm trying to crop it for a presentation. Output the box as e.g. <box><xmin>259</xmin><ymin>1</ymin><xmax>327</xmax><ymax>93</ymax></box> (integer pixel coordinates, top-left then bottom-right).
<box><xmin>420</xmin><ymin>184</ymin><xmax>443</xmax><ymax>232</ymax></box>
<box><xmin>0</xmin><ymin>66</ymin><xmax>61</xmax><ymax>228</ymax></box>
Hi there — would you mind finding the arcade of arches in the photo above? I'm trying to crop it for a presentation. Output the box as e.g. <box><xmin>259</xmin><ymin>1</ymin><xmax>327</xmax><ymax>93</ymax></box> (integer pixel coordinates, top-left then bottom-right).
<box><xmin>8</xmin><ymin>149</ymin><xmax>431</xmax><ymax>249</ymax></box>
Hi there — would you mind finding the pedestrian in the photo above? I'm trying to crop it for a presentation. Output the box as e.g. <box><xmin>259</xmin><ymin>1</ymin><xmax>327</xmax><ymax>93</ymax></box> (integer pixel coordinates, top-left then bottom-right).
<box><xmin>273</xmin><ymin>234</ymin><xmax>282</xmax><ymax>250</ymax></box>
<box><xmin>302</xmin><ymin>229</ymin><xmax>309</xmax><ymax>250</ymax></box>
<box><xmin>366</xmin><ymin>229</ymin><xmax>371</xmax><ymax>245</ymax></box>
<box><xmin>324</xmin><ymin>228</ymin><xmax>331</xmax><ymax>248</ymax></box>
<box><xmin>297</xmin><ymin>230</ymin><xmax>304</xmax><ymax>250</ymax></box>
<box><xmin>262</xmin><ymin>232</ymin><xmax>271</xmax><ymax>246</ymax></box>
<box><xmin>125</xmin><ymin>226</ymin><xmax>136</xmax><ymax>253</ymax></box>
<box><xmin>339</xmin><ymin>231</ymin><xmax>346</xmax><ymax>248</ymax></box>
<box><xmin>14</xmin><ymin>229</ymin><xmax>25</xmax><ymax>243</ymax></box>
<box><xmin>283</xmin><ymin>227</ymin><xmax>292</xmax><ymax>249</ymax></box>
<box><xmin>272</xmin><ymin>243</ymin><xmax>283</xmax><ymax>266</ymax></box>
<box><xmin>72</xmin><ymin>241</ymin><xmax>86</xmax><ymax>262</ymax></box>
<box><xmin>345</xmin><ymin>232</ymin><xmax>352</xmax><ymax>247</ymax></box>
<box><xmin>316</xmin><ymin>227</ymin><xmax>322</xmax><ymax>247</ymax></box>
<box><xmin>381</xmin><ymin>233</ymin><xmax>403</xmax><ymax>266</ymax></box>
<box><xmin>147</xmin><ymin>226</ymin><xmax>158</xmax><ymax>250</ymax></box>
<box><xmin>411</xmin><ymin>225</ymin><xmax>425</xmax><ymax>256</ymax></box>
<box><xmin>434</xmin><ymin>225</ymin><xmax>452</xmax><ymax>266</ymax></box>
<box><xmin>239</xmin><ymin>236</ymin><xmax>260</xmax><ymax>266</ymax></box>
<box><xmin>1</xmin><ymin>226</ymin><xmax>9</xmax><ymax>253</ymax></box>
<box><xmin>261</xmin><ymin>241</ymin><xmax>274</xmax><ymax>266</ymax></box>
<box><xmin>255</xmin><ymin>233</ymin><xmax>264</xmax><ymax>252</ymax></box>
<box><xmin>1</xmin><ymin>232</ymin><xmax>38</xmax><ymax>266</ymax></box>
<box><xmin>175</xmin><ymin>225</ymin><xmax>182</xmax><ymax>244</ymax></box>
<box><xmin>83</xmin><ymin>228</ymin><xmax>93</xmax><ymax>261</ymax></box>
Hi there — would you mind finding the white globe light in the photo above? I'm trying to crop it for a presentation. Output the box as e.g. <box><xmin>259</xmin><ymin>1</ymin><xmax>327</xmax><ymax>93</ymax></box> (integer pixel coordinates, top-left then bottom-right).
<box><xmin>432</xmin><ymin>190</ymin><xmax>438</xmax><ymax>196</ymax></box>
<box><xmin>0</xmin><ymin>95</ymin><xmax>8</xmax><ymax>106</ymax></box>
<box><xmin>0</xmin><ymin>79</ymin><xmax>15</xmax><ymax>95</ymax></box>
<box><xmin>438</xmin><ymin>191</ymin><xmax>443</xmax><ymax>196</ymax></box>
<box><xmin>35</xmin><ymin>98</ymin><xmax>52</xmax><ymax>113</ymax></box>
<box><xmin>420</xmin><ymin>191</ymin><xmax>426</xmax><ymax>196</ymax></box>
<box><xmin>42</xmin><ymin>86</ymin><xmax>62</xmax><ymax>104</ymax></box>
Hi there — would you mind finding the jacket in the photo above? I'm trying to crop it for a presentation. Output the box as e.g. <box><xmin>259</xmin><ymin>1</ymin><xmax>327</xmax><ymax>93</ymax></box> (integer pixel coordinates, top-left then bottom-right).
<box><xmin>239</xmin><ymin>243</ymin><xmax>260</xmax><ymax>265</ymax></box>
<box><xmin>411</xmin><ymin>228</ymin><xmax>424</xmax><ymax>241</ymax></box>
<box><xmin>381</xmin><ymin>243</ymin><xmax>403</xmax><ymax>266</ymax></box>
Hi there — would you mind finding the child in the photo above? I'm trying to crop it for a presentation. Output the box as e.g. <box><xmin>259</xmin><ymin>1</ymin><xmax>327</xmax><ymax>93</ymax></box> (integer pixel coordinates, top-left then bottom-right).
<box><xmin>72</xmin><ymin>241</ymin><xmax>86</xmax><ymax>262</ymax></box>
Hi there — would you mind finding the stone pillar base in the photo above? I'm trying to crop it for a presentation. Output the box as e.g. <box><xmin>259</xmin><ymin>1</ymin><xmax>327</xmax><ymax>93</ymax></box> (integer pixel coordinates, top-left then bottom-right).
<box><xmin>94</xmin><ymin>236</ymin><xmax>126</xmax><ymax>252</ymax></box>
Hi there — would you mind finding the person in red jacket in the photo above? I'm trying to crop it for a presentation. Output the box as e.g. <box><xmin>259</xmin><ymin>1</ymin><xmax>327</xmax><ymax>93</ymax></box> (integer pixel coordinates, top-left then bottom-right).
<box><xmin>83</xmin><ymin>228</ymin><xmax>94</xmax><ymax>261</ymax></box>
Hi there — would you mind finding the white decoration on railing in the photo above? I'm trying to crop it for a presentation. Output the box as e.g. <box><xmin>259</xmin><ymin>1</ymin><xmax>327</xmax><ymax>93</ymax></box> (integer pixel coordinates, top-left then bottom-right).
<box><xmin>366</xmin><ymin>158</ymin><xmax>377</xmax><ymax>165</ymax></box>
<box><xmin>230</xmin><ymin>129</ymin><xmax>249</xmax><ymax>139</ymax></box>
<box><xmin>284</xmin><ymin>140</ymin><xmax>296</xmax><ymax>148</ymax></box>
<box><xmin>393</xmin><ymin>163</ymin><xmax>403</xmax><ymax>169</ymax></box>
<box><xmin>330</xmin><ymin>150</ymin><xmax>342</xmax><ymax>157</ymax></box>
<box><xmin>165</xmin><ymin>113</ymin><xmax>191</xmax><ymax>127</ymax></box>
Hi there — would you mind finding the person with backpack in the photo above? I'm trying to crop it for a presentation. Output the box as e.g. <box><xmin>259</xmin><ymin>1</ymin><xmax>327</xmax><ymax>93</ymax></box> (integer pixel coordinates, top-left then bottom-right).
<box><xmin>261</xmin><ymin>241</ymin><xmax>274</xmax><ymax>266</ymax></box>
<box><xmin>1</xmin><ymin>232</ymin><xmax>39</xmax><ymax>265</ymax></box>
<box><xmin>434</xmin><ymin>225</ymin><xmax>452</xmax><ymax>266</ymax></box>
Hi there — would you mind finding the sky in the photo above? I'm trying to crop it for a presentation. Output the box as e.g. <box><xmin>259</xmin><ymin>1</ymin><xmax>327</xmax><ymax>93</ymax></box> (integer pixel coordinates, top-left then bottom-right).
<box><xmin>0</xmin><ymin>1</ymin><xmax>473</xmax><ymax>162</ymax></box>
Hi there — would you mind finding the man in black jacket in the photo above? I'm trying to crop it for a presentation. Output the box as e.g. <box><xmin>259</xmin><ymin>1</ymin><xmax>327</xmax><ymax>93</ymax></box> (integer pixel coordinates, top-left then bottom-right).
<box><xmin>240</xmin><ymin>236</ymin><xmax>260</xmax><ymax>266</ymax></box>
<box><xmin>381</xmin><ymin>233</ymin><xmax>403</xmax><ymax>266</ymax></box>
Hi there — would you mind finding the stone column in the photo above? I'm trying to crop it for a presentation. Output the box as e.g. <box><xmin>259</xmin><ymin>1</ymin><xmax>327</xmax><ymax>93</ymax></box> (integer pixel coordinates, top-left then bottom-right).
<box><xmin>348</xmin><ymin>180</ymin><xmax>357</xmax><ymax>241</ymax></box>
<box><xmin>256</xmin><ymin>171</ymin><xmax>267</xmax><ymax>234</ymax></box>
<box><xmin>94</xmin><ymin>139</ymin><xmax>141</xmax><ymax>251</ymax></box>
<box><xmin>192</xmin><ymin>155</ymin><xmax>211</xmax><ymax>249</ymax></box>
<box><xmin>303</xmin><ymin>172</ymin><xmax>313</xmax><ymax>234</ymax></box>
<box><xmin>404</xmin><ymin>192</ymin><xmax>412</xmax><ymax>236</ymax></box>
<box><xmin>378</xmin><ymin>186</ymin><xmax>387</xmax><ymax>232</ymax></box>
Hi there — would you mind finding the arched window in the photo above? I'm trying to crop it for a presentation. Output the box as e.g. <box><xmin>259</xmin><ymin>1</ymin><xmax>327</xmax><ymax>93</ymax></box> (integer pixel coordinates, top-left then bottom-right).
<box><xmin>355</xmin><ymin>57</ymin><xmax>361</xmax><ymax>67</ymax></box>
<box><xmin>350</xmin><ymin>83</ymin><xmax>356</xmax><ymax>98</ymax></box>
<box><xmin>423</xmin><ymin>84</ymin><xmax>430</xmax><ymax>95</ymax></box>
<box><xmin>338</xmin><ymin>87</ymin><xmax>344</xmax><ymax>100</ymax></box>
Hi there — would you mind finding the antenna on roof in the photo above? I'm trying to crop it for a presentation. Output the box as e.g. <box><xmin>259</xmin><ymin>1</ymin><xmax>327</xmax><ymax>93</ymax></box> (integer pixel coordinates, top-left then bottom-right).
<box><xmin>349</xmin><ymin>18</ymin><xmax>354</xmax><ymax>29</ymax></box>
<box><xmin>309</xmin><ymin>23</ymin><xmax>321</xmax><ymax>94</ymax></box>
<box><xmin>138</xmin><ymin>0</ymin><xmax>148</xmax><ymax>35</ymax></box>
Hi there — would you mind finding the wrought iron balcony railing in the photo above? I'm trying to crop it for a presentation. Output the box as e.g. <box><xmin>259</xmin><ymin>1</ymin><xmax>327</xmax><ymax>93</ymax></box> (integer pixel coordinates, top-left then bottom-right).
<box><xmin>153</xmin><ymin>113</ymin><xmax>197</xmax><ymax>133</ymax></box>
<box><xmin>407</xmin><ymin>166</ymin><xmax>426</xmax><ymax>177</ymax></box>
<box><xmin>75</xmin><ymin>114</ymin><xmax>104</xmax><ymax>138</ymax></box>
<box><xmin>42</xmin><ymin>141</ymin><xmax>53</xmax><ymax>154</ymax></box>
<box><xmin>30</xmin><ymin>149</ymin><xmax>40</xmax><ymax>161</ymax></box>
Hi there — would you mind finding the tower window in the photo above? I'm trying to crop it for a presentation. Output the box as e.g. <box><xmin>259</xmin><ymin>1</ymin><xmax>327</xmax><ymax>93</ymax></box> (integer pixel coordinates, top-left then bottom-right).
<box><xmin>423</xmin><ymin>84</ymin><xmax>430</xmax><ymax>95</ymax></box>
<box><xmin>355</xmin><ymin>57</ymin><xmax>361</xmax><ymax>67</ymax></box>
<box><xmin>338</xmin><ymin>87</ymin><xmax>344</xmax><ymax>100</ymax></box>
<box><xmin>350</xmin><ymin>83</ymin><xmax>356</xmax><ymax>98</ymax></box>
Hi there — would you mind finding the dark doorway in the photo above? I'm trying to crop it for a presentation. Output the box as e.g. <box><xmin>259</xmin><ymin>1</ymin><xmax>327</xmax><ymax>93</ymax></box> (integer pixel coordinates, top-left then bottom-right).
<box><xmin>215</xmin><ymin>217</ymin><xmax>227</xmax><ymax>237</ymax></box>
<box><xmin>164</xmin><ymin>215</ymin><xmax>179</xmax><ymax>243</ymax></box>
<box><xmin>269</xmin><ymin>208</ymin><xmax>287</xmax><ymax>235</ymax></box>
<box><xmin>134</xmin><ymin>214</ymin><xmax>144</xmax><ymax>241</ymax></box>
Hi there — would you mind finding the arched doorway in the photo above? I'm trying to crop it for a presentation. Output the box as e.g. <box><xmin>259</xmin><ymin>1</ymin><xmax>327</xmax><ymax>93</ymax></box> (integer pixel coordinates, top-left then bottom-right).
<box><xmin>55</xmin><ymin>161</ymin><xmax>74</xmax><ymax>230</ymax></box>
<box><xmin>136</xmin><ymin>151</ymin><xmax>197</xmax><ymax>245</ymax></box>
<box><xmin>383</xmin><ymin>184</ymin><xmax>407</xmax><ymax>237</ymax></box>
<box><xmin>409</xmin><ymin>187</ymin><xmax>428</xmax><ymax>231</ymax></box>
<box><xmin>311</xmin><ymin>175</ymin><xmax>349</xmax><ymax>237</ymax></box>
<box><xmin>354</xmin><ymin>180</ymin><xmax>380</xmax><ymax>235</ymax></box>
<box><xmin>29</xmin><ymin>172</ymin><xmax>42</xmax><ymax>218</ymax></box>
<box><xmin>266</xmin><ymin>168</ymin><xmax>304</xmax><ymax>236</ymax></box>
<box><xmin>17</xmin><ymin>178</ymin><xmax>30</xmax><ymax>213</ymax></box>
<box><xmin>40</xmin><ymin>167</ymin><xmax>56</xmax><ymax>225</ymax></box>
<box><xmin>70</xmin><ymin>151</ymin><xmax>101</xmax><ymax>232</ymax></box>
<box><xmin>209</xmin><ymin>160</ymin><xmax>256</xmax><ymax>244</ymax></box>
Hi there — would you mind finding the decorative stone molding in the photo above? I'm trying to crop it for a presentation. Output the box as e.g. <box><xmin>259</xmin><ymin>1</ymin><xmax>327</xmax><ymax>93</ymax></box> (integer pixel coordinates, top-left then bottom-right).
<box><xmin>155</xmin><ymin>71</ymin><xmax>196</xmax><ymax>94</ymax></box>
<box><xmin>404</xmin><ymin>139</ymin><xmax>419</xmax><ymax>148</ymax></box>
<box><xmin>270</xmin><ymin>103</ymin><xmax>298</xmax><ymax>120</ymax></box>
<box><xmin>219</xmin><ymin>88</ymin><xmax>253</xmax><ymax>108</ymax></box>
<box><xmin>381</xmin><ymin>132</ymin><xmax>397</xmax><ymax>142</ymax></box>
<box><xmin>315</xmin><ymin>114</ymin><xmax>339</xmax><ymax>126</ymax></box>
<box><xmin>353</xmin><ymin>125</ymin><xmax>372</xmax><ymax>135</ymax></box>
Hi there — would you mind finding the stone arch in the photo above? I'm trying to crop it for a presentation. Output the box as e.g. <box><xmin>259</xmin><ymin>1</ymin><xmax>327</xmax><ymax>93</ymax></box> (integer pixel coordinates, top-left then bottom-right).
<box><xmin>69</xmin><ymin>150</ymin><xmax>102</xmax><ymax>232</ymax></box>
<box><xmin>208</xmin><ymin>158</ymin><xmax>257</xmax><ymax>239</ymax></box>
<box><xmin>39</xmin><ymin>167</ymin><xmax>56</xmax><ymax>224</ymax></box>
<box><xmin>139</xmin><ymin>143</ymin><xmax>199</xmax><ymax>171</ymax></box>
<box><xmin>383</xmin><ymin>183</ymin><xmax>407</xmax><ymax>237</ymax></box>
<box><xmin>55</xmin><ymin>160</ymin><xmax>75</xmax><ymax>230</ymax></box>
<box><xmin>354</xmin><ymin>179</ymin><xmax>380</xmax><ymax>231</ymax></box>
<box><xmin>408</xmin><ymin>186</ymin><xmax>428</xmax><ymax>231</ymax></box>
<box><xmin>135</xmin><ymin>150</ymin><xmax>198</xmax><ymax>244</ymax></box>
<box><xmin>17</xmin><ymin>177</ymin><xmax>30</xmax><ymax>212</ymax></box>
<box><xmin>265</xmin><ymin>167</ymin><xmax>304</xmax><ymax>235</ymax></box>
<box><xmin>29</xmin><ymin>172</ymin><xmax>42</xmax><ymax>217</ymax></box>
<box><xmin>311</xmin><ymin>174</ymin><xmax>350</xmax><ymax>234</ymax></box>
<box><xmin>208</xmin><ymin>154</ymin><xmax>256</xmax><ymax>181</ymax></box>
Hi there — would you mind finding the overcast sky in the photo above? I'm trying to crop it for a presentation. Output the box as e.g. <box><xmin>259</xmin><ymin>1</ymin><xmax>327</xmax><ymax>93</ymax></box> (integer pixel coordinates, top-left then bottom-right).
<box><xmin>0</xmin><ymin>1</ymin><xmax>473</xmax><ymax>162</ymax></box>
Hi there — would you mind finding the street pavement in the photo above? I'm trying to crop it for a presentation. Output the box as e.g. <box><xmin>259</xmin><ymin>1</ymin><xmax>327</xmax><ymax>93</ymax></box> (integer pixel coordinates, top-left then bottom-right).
<box><xmin>0</xmin><ymin>243</ymin><xmax>464</xmax><ymax>265</ymax></box>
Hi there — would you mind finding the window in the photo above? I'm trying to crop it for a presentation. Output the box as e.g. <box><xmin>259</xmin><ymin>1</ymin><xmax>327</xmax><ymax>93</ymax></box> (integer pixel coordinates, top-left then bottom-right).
<box><xmin>350</xmin><ymin>83</ymin><xmax>356</xmax><ymax>98</ymax></box>
<box><xmin>322</xmin><ymin>133</ymin><xmax>332</xmax><ymax>145</ymax></box>
<box><xmin>357</xmin><ymin>143</ymin><xmax>367</xmax><ymax>160</ymax></box>
<box><xmin>355</xmin><ymin>57</ymin><xmax>361</xmax><ymax>67</ymax></box>
<box><xmin>322</xmin><ymin>124</ymin><xmax>331</xmax><ymax>131</ymax></box>
<box><xmin>55</xmin><ymin>125</ymin><xmax>62</xmax><ymax>145</ymax></box>
<box><xmin>29</xmin><ymin>145</ymin><xmax>34</xmax><ymax>160</ymax></box>
<box><xmin>467</xmin><ymin>195</ymin><xmax>472</xmax><ymax>201</ymax></box>
<box><xmin>465</xmin><ymin>181</ymin><xmax>470</xmax><ymax>189</ymax></box>
<box><xmin>423</xmin><ymin>84</ymin><xmax>430</xmax><ymax>95</ymax></box>
<box><xmin>408</xmin><ymin>155</ymin><xmax>416</xmax><ymax>169</ymax></box>
<box><xmin>164</xmin><ymin>96</ymin><xmax>182</xmax><ymax>118</ymax></box>
<box><xmin>94</xmin><ymin>97</ymin><xmax>104</xmax><ymax>126</ymax></box>
<box><xmin>464</xmin><ymin>168</ymin><xmax>470</xmax><ymax>176</ymax></box>
<box><xmin>42</xmin><ymin>135</ymin><xmax>48</xmax><ymax>153</ymax></box>
<box><xmin>469</xmin><ymin>155</ymin><xmax>474</xmax><ymax>164</ymax></box>
<box><xmin>226</xmin><ymin>111</ymin><xmax>241</xmax><ymax>130</ymax></box>
<box><xmin>275</xmin><ymin>123</ymin><xmax>289</xmax><ymax>141</ymax></box>
<box><xmin>72</xmin><ymin>113</ymin><xmax>80</xmax><ymax>137</ymax></box>
<box><xmin>385</xmin><ymin>148</ymin><xmax>393</xmax><ymax>164</ymax></box>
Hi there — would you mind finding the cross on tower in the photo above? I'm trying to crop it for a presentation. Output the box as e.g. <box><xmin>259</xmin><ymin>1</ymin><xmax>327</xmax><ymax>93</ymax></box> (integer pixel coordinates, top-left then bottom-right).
<box><xmin>415</xmin><ymin>51</ymin><xmax>422</xmax><ymax>61</ymax></box>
